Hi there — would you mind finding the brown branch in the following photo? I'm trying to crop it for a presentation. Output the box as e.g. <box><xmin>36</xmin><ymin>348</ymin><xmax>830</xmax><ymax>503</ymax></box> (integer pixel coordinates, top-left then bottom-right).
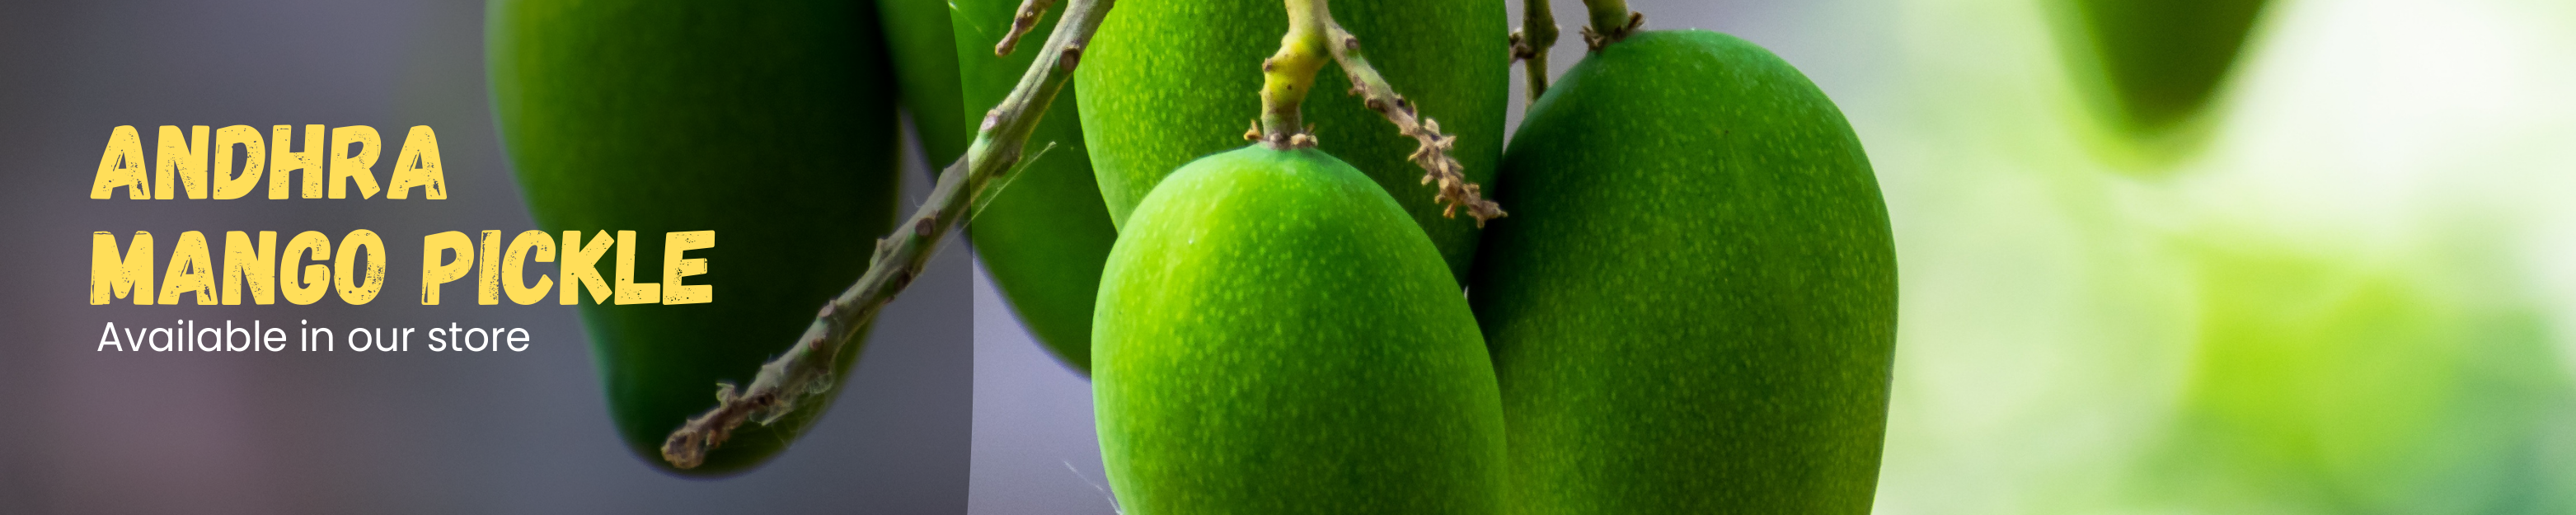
<box><xmin>995</xmin><ymin>0</ymin><xmax>1062</xmax><ymax>56</ymax></box>
<box><xmin>661</xmin><ymin>0</ymin><xmax>1117</xmax><ymax>470</ymax></box>
<box><xmin>1255</xmin><ymin>0</ymin><xmax>1501</xmax><ymax>223</ymax></box>
<box><xmin>1305</xmin><ymin>3</ymin><xmax>1504</xmax><ymax>225</ymax></box>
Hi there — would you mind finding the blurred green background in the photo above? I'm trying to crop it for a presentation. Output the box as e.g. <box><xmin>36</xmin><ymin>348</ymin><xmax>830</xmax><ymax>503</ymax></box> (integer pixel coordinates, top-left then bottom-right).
<box><xmin>1865</xmin><ymin>0</ymin><xmax>2576</xmax><ymax>513</ymax></box>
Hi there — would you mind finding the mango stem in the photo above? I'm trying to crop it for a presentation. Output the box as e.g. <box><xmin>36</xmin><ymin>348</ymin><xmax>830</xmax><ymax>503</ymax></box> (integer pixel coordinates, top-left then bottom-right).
<box><xmin>994</xmin><ymin>0</ymin><xmax>1060</xmax><ymax>56</ymax></box>
<box><xmin>1579</xmin><ymin>0</ymin><xmax>1644</xmax><ymax>50</ymax></box>
<box><xmin>1509</xmin><ymin>0</ymin><xmax>1560</xmax><ymax>102</ymax></box>
<box><xmin>659</xmin><ymin>0</ymin><xmax>1118</xmax><ymax>470</ymax></box>
<box><xmin>1255</xmin><ymin>0</ymin><xmax>1505</xmax><ymax>224</ymax></box>
<box><xmin>1255</xmin><ymin>0</ymin><xmax>1331</xmax><ymax>147</ymax></box>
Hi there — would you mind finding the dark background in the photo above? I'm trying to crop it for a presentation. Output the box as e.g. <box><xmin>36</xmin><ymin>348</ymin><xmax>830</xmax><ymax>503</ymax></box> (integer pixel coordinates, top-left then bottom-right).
<box><xmin>0</xmin><ymin>1</ymin><xmax>972</xmax><ymax>513</ymax></box>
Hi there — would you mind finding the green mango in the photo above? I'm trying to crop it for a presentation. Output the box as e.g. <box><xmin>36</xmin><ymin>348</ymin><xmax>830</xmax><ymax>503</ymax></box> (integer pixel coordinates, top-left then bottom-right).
<box><xmin>881</xmin><ymin>0</ymin><xmax>969</xmax><ymax>166</ymax></box>
<box><xmin>953</xmin><ymin>0</ymin><xmax>1118</xmax><ymax>375</ymax></box>
<box><xmin>1076</xmin><ymin>0</ymin><xmax>1508</xmax><ymax>284</ymax></box>
<box><xmin>1094</xmin><ymin>146</ymin><xmax>1506</xmax><ymax>514</ymax></box>
<box><xmin>1469</xmin><ymin>30</ymin><xmax>1898</xmax><ymax>514</ymax></box>
<box><xmin>487</xmin><ymin>0</ymin><xmax>901</xmax><ymax>475</ymax></box>
<box><xmin>2055</xmin><ymin>0</ymin><xmax>2269</xmax><ymax>138</ymax></box>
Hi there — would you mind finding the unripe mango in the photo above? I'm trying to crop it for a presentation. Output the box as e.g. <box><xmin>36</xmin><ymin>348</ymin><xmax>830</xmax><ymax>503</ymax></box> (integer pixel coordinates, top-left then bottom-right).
<box><xmin>487</xmin><ymin>0</ymin><xmax>901</xmax><ymax>475</ymax></box>
<box><xmin>953</xmin><ymin>0</ymin><xmax>1119</xmax><ymax>375</ymax></box>
<box><xmin>2054</xmin><ymin>0</ymin><xmax>2269</xmax><ymax>138</ymax></box>
<box><xmin>1470</xmin><ymin>30</ymin><xmax>1898</xmax><ymax>513</ymax></box>
<box><xmin>1076</xmin><ymin>0</ymin><xmax>1508</xmax><ymax>283</ymax></box>
<box><xmin>881</xmin><ymin>0</ymin><xmax>969</xmax><ymax>166</ymax></box>
<box><xmin>1095</xmin><ymin>146</ymin><xmax>1506</xmax><ymax>514</ymax></box>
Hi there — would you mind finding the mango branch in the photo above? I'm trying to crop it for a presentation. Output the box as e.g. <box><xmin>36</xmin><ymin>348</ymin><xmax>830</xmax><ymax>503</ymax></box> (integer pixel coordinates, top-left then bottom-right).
<box><xmin>994</xmin><ymin>0</ymin><xmax>1059</xmax><ymax>56</ymax></box>
<box><xmin>1509</xmin><ymin>0</ymin><xmax>1558</xmax><ymax>101</ymax></box>
<box><xmin>1263</xmin><ymin>0</ymin><xmax>1504</xmax><ymax>224</ymax></box>
<box><xmin>1254</xmin><ymin>0</ymin><xmax>1330</xmax><ymax>147</ymax></box>
<box><xmin>659</xmin><ymin>0</ymin><xmax>1115</xmax><ymax>470</ymax></box>
<box><xmin>1579</xmin><ymin>0</ymin><xmax>1642</xmax><ymax>49</ymax></box>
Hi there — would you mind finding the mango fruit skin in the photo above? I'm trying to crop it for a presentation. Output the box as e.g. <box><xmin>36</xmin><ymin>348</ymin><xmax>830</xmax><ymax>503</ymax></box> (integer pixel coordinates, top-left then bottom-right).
<box><xmin>880</xmin><ymin>0</ymin><xmax>969</xmax><ymax>166</ymax></box>
<box><xmin>1075</xmin><ymin>0</ymin><xmax>1508</xmax><ymax>283</ymax></box>
<box><xmin>1094</xmin><ymin>146</ymin><xmax>1506</xmax><ymax>515</ymax></box>
<box><xmin>953</xmin><ymin>0</ymin><xmax>1119</xmax><ymax>375</ymax></box>
<box><xmin>1469</xmin><ymin>30</ymin><xmax>1898</xmax><ymax>514</ymax></box>
<box><xmin>2058</xmin><ymin>0</ymin><xmax>2269</xmax><ymax>136</ymax></box>
<box><xmin>487</xmin><ymin>0</ymin><xmax>900</xmax><ymax>475</ymax></box>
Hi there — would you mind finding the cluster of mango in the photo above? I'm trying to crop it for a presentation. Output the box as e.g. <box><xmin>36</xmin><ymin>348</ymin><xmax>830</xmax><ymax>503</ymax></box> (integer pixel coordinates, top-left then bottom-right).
<box><xmin>486</xmin><ymin>0</ymin><xmax>1895</xmax><ymax>513</ymax></box>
